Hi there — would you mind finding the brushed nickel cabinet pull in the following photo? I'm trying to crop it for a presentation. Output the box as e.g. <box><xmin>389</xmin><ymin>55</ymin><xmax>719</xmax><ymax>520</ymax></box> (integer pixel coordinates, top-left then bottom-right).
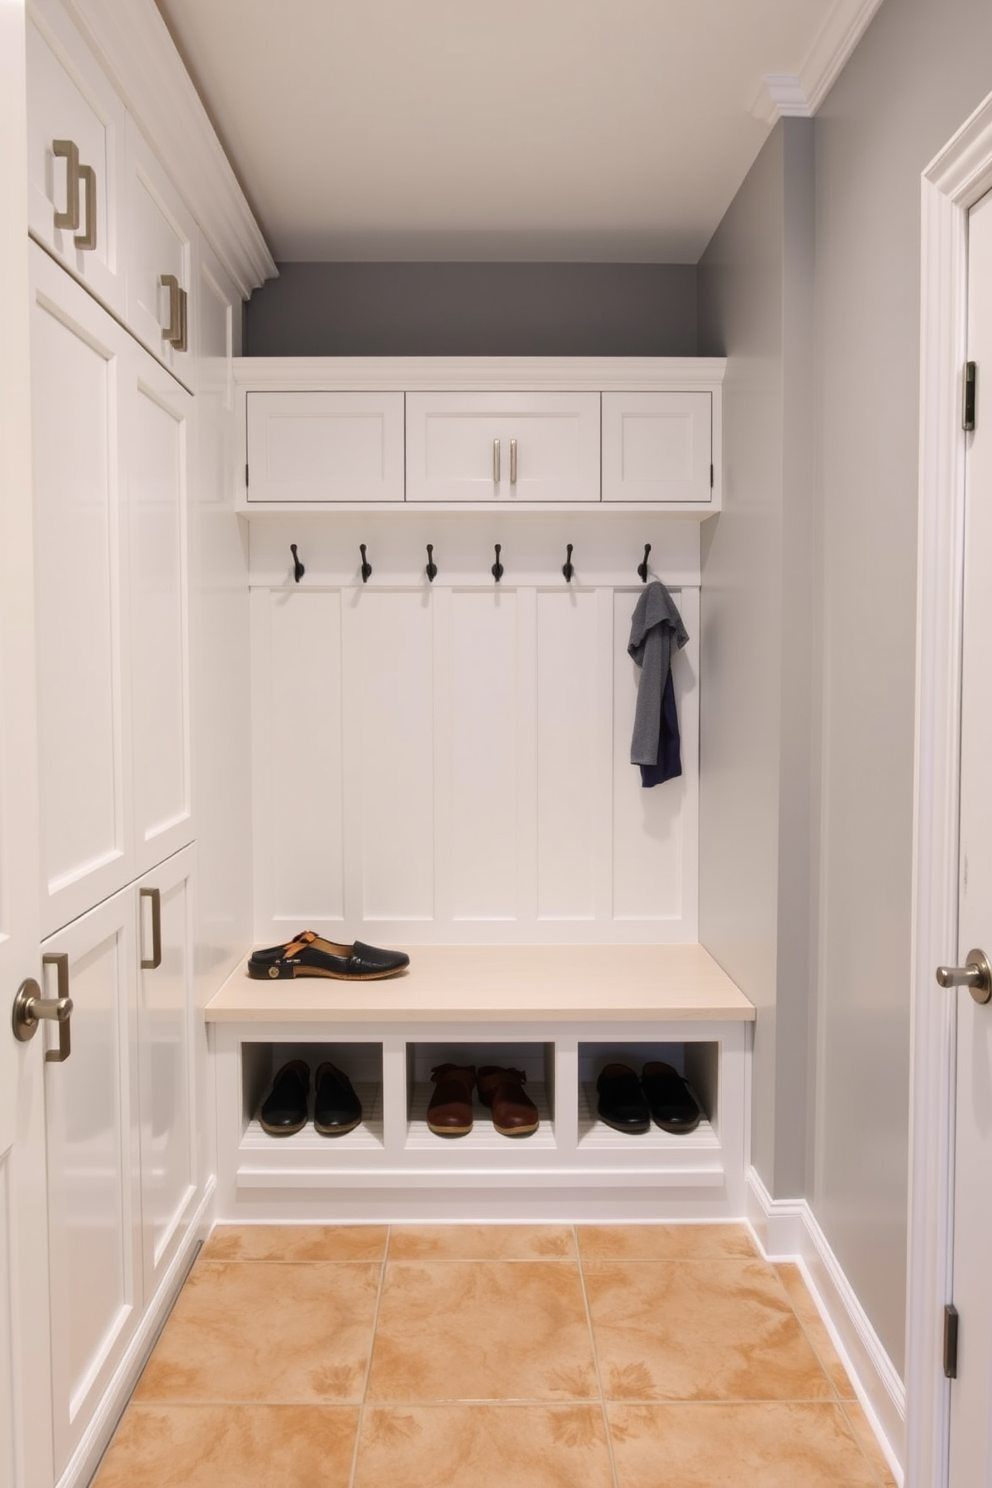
<box><xmin>140</xmin><ymin>887</ymin><xmax>163</xmax><ymax>970</ymax></box>
<box><xmin>510</xmin><ymin>438</ymin><xmax>518</xmax><ymax>485</ymax></box>
<box><xmin>493</xmin><ymin>438</ymin><xmax>501</xmax><ymax>484</ymax></box>
<box><xmin>52</xmin><ymin>139</ymin><xmax>81</xmax><ymax>231</ymax></box>
<box><xmin>75</xmin><ymin>163</ymin><xmax>97</xmax><ymax>251</ymax></box>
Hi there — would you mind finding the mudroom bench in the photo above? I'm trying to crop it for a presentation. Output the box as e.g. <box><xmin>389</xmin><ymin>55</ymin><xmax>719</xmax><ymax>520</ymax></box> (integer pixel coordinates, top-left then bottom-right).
<box><xmin>206</xmin><ymin>943</ymin><xmax>754</xmax><ymax>1223</ymax></box>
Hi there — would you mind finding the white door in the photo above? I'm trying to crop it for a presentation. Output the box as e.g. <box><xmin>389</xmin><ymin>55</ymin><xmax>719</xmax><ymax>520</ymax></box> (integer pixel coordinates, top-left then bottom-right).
<box><xmin>0</xmin><ymin>6</ymin><xmax>55</xmax><ymax>1485</ymax></box>
<box><xmin>948</xmin><ymin>184</ymin><xmax>992</xmax><ymax>1485</ymax></box>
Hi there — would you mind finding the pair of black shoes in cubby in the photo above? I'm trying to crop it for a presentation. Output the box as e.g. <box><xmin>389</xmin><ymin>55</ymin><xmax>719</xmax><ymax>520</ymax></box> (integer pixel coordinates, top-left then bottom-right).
<box><xmin>596</xmin><ymin>1061</ymin><xmax>701</xmax><ymax>1135</ymax></box>
<box><xmin>259</xmin><ymin>1059</ymin><xmax>362</xmax><ymax>1137</ymax></box>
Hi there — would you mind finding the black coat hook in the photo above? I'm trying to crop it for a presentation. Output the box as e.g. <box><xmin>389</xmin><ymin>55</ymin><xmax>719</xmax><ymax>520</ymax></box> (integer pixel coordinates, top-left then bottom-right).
<box><xmin>637</xmin><ymin>543</ymin><xmax>652</xmax><ymax>583</ymax></box>
<box><xmin>426</xmin><ymin>543</ymin><xmax>438</xmax><ymax>583</ymax></box>
<box><xmin>290</xmin><ymin>543</ymin><xmax>305</xmax><ymax>583</ymax></box>
<box><xmin>360</xmin><ymin>543</ymin><xmax>372</xmax><ymax>583</ymax></box>
<box><xmin>562</xmin><ymin>543</ymin><xmax>574</xmax><ymax>583</ymax></box>
<box><xmin>492</xmin><ymin>543</ymin><xmax>504</xmax><ymax>583</ymax></box>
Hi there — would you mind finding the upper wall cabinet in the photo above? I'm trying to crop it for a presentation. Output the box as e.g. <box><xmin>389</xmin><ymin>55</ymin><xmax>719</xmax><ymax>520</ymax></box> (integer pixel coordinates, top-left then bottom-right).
<box><xmin>406</xmin><ymin>391</ymin><xmax>601</xmax><ymax>503</ymax></box>
<box><xmin>602</xmin><ymin>392</ymin><xmax>713</xmax><ymax>504</ymax></box>
<box><xmin>126</xmin><ymin>119</ymin><xmax>195</xmax><ymax>389</ymax></box>
<box><xmin>247</xmin><ymin>392</ymin><xmax>405</xmax><ymax>503</ymax></box>
<box><xmin>27</xmin><ymin>0</ymin><xmax>127</xmax><ymax>317</ymax></box>
<box><xmin>234</xmin><ymin>358</ymin><xmax>726</xmax><ymax>513</ymax></box>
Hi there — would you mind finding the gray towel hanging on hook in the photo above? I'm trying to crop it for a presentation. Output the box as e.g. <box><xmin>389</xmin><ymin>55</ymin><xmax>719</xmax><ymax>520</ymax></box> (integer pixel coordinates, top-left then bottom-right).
<box><xmin>628</xmin><ymin>580</ymin><xmax>689</xmax><ymax>787</ymax></box>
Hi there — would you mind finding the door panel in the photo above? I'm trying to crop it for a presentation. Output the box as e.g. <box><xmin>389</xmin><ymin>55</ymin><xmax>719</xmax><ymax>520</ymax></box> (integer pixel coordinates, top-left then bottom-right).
<box><xmin>137</xmin><ymin>849</ymin><xmax>196</xmax><ymax>1293</ymax></box>
<box><xmin>43</xmin><ymin>892</ymin><xmax>140</xmax><ymax>1474</ymax></box>
<box><xmin>30</xmin><ymin>243</ymin><xmax>131</xmax><ymax>934</ymax></box>
<box><xmin>127</xmin><ymin>347</ymin><xmax>193</xmax><ymax>874</ymax></box>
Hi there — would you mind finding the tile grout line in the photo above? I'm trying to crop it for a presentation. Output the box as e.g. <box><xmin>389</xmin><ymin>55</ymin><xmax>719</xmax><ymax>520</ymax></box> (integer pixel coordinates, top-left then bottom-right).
<box><xmin>574</xmin><ymin>1225</ymin><xmax>622</xmax><ymax>1488</ymax></box>
<box><xmin>347</xmin><ymin>1226</ymin><xmax>392</xmax><ymax>1488</ymax></box>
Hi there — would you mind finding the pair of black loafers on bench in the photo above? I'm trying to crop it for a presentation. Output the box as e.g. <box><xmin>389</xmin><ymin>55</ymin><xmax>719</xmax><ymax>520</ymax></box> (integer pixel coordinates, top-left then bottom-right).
<box><xmin>259</xmin><ymin>1059</ymin><xmax>362</xmax><ymax>1137</ymax></box>
<box><xmin>596</xmin><ymin>1061</ymin><xmax>701</xmax><ymax>1135</ymax></box>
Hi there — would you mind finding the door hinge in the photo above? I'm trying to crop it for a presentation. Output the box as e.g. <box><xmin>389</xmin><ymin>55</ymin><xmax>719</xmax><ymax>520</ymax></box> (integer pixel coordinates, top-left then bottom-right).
<box><xmin>710</xmin><ymin>463</ymin><xmax>714</xmax><ymax>489</ymax></box>
<box><xmin>963</xmin><ymin>362</ymin><xmax>977</xmax><ymax>432</ymax></box>
<box><xmin>245</xmin><ymin>463</ymin><xmax>249</xmax><ymax>488</ymax></box>
<box><xmin>944</xmin><ymin>1303</ymin><xmax>959</xmax><ymax>1379</ymax></box>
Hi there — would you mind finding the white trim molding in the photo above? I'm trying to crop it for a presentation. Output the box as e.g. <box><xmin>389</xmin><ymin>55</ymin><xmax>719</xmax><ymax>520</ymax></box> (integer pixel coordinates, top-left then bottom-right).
<box><xmin>750</xmin><ymin>0</ymin><xmax>885</xmax><ymax>123</ymax></box>
<box><xmin>747</xmin><ymin>1169</ymin><xmax>905</xmax><ymax>1485</ymax></box>
<box><xmin>907</xmin><ymin>89</ymin><xmax>992</xmax><ymax>1488</ymax></box>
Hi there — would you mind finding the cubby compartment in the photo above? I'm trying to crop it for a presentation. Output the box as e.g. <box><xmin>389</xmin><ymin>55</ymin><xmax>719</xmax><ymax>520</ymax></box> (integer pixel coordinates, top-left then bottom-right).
<box><xmin>404</xmin><ymin>1040</ymin><xmax>557</xmax><ymax>1151</ymax></box>
<box><xmin>239</xmin><ymin>1039</ymin><xmax>384</xmax><ymax>1153</ymax></box>
<box><xmin>577</xmin><ymin>1039</ymin><xmax>718</xmax><ymax>1150</ymax></box>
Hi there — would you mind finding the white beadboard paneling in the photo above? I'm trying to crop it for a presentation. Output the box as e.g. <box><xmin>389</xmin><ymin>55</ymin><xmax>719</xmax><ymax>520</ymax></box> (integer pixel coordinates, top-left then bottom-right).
<box><xmin>251</xmin><ymin>588</ymin><xmax>345</xmax><ymax>931</ymax></box>
<box><xmin>535</xmin><ymin>589</ymin><xmax>601</xmax><ymax>919</ymax></box>
<box><xmin>612</xmin><ymin>586</ymin><xmax>699</xmax><ymax>932</ymax></box>
<box><xmin>353</xmin><ymin>591</ymin><xmax>435</xmax><ymax>919</ymax></box>
<box><xmin>447</xmin><ymin>590</ymin><xmax>518</xmax><ymax>920</ymax></box>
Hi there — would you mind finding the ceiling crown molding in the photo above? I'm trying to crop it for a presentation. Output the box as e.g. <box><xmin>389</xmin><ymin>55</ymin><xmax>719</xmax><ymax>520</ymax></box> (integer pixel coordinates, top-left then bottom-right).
<box><xmin>750</xmin><ymin>0</ymin><xmax>886</xmax><ymax>123</ymax></box>
<box><xmin>57</xmin><ymin>0</ymin><xmax>276</xmax><ymax>298</ymax></box>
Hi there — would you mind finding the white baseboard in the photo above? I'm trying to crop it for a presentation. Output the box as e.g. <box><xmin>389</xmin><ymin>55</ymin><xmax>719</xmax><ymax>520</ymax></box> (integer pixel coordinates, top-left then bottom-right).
<box><xmin>747</xmin><ymin>1167</ymin><xmax>905</xmax><ymax>1485</ymax></box>
<box><xmin>55</xmin><ymin>1176</ymin><xmax>216</xmax><ymax>1488</ymax></box>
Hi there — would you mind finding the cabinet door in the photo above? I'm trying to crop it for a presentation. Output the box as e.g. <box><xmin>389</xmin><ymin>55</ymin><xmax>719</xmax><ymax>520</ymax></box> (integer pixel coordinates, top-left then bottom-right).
<box><xmin>126</xmin><ymin>118</ymin><xmax>195</xmax><ymax>388</ymax></box>
<box><xmin>246</xmin><ymin>391</ymin><xmax>405</xmax><ymax>503</ymax></box>
<box><xmin>26</xmin><ymin>0</ymin><xmax>126</xmax><ymax>317</ymax></box>
<box><xmin>125</xmin><ymin>341</ymin><xmax>194</xmax><ymax>876</ymax></box>
<box><xmin>30</xmin><ymin>242</ymin><xmax>132</xmax><ymax>937</ymax></box>
<box><xmin>406</xmin><ymin>391</ymin><xmax>601</xmax><ymax>503</ymax></box>
<box><xmin>42</xmin><ymin>890</ymin><xmax>141</xmax><ymax>1477</ymax></box>
<box><xmin>136</xmin><ymin>848</ymin><xmax>197</xmax><ymax>1300</ymax></box>
<box><xmin>602</xmin><ymin>391</ymin><xmax>713</xmax><ymax>504</ymax></box>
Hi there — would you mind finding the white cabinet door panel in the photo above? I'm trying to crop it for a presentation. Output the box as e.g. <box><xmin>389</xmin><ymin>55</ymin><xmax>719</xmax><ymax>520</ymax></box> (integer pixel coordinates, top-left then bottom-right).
<box><xmin>42</xmin><ymin>892</ymin><xmax>140</xmax><ymax>1476</ymax></box>
<box><xmin>126</xmin><ymin>119</ymin><xmax>194</xmax><ymax>388</ymax></box>
<box><xmin>30</xmin><ymin>244</ymin><xmax>131</xmax><ymax>936</ymax></box>
<box><xmin>136</xmin><ymin>849</ymin><xmax>196</xmax><ymax>1296</ymax></box>
<box><xmin>247</xmin><ymin>391</ymin><xmax>405</xmax><ymax>503</ymax></box>
<box><xmin>127</xmin><ymin>348</ymin><xmax>193</xmax><ymax>875</ymax></box>
<box><xmin>26</xmin><ymin>0</ymin><xmax>126</xmax><ymax>316</ymax></box>
<box><xmin>602</xmin><ymin>392</ymin><xmax>712</xmax><ymax>504</ymax></box>
<box><xmin>406</xmin><ymin>392</ymin><xmax>601</xmax><ymax>503</ymax></box>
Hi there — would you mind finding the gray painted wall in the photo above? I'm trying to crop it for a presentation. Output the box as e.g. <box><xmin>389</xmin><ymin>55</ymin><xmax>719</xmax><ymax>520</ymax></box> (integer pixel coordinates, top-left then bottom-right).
<box><xmin>697</xmin><ymin>120</ymin><xmax>817</xmax><ymax>1206</ymax></box>
<box><xmin>699</xmin><ymin>0</ymin><xmax>992</xmax><ymax>1375</ymax></box>
<box><xmin>245</xmin><ymin>262</ymin><xmax>697</xmax><ymax>355</ymax></box>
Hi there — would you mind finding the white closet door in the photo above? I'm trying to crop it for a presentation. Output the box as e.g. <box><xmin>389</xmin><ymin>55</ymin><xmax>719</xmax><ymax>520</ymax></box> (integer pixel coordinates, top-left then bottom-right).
<box><xmin>30</xmin><ymin>243</ymin><xmax>132</xmax><ymax>936</ymax></box>
<box><xmin>42</xmin><ymin>890</ymin><xmax>140</xmax><ymax>1477</ymax></box>
<box><xmin>126</xmin><ymin>342</ymin><xmax>193</xmax><ymax>876</ymax></box>
<box><xmin>136</xmin><ymin>848</ymin><xmax>196</xmax><ymax>1299</ymax></box>
<box><xmin>126</xmin><ymin>119</ymin><xmax>195</xmax><ymax>388</ymax></box>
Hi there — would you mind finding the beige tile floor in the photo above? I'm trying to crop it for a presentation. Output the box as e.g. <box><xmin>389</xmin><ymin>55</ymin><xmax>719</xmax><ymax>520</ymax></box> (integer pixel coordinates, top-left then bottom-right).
<box><xmin>92</xmin><ymin>1224</ymin><xmax>897</xmax><ymax>1488</ymax></box>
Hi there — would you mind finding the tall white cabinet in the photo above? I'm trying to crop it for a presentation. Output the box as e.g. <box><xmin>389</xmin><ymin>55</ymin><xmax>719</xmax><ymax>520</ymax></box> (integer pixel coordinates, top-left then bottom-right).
<box><xmin>7</xmin><ymin>1</ymin><xmax>273</xmax><ymax>1486</ymax></box>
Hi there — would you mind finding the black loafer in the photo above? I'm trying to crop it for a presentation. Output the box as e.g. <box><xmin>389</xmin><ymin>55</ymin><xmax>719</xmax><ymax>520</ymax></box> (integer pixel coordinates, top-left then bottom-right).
<box><xmin>247</xmin><ymin>930</ymin><xmax>410</xmax><ymax>981</ymax></box>
<box><xmin>259</xmin><ymin>1059</ymin><xmax>310</xmax><ymax>1136</ymax></box>
<box><xmin>641</xmin><ymin>1061</ymin><xmax>701</xmax><ymax>1133</ymax></box>
<box><xmin>314</xmin><ymin>1062</ymin><xmax>363</xmax><ymax>1136</ymax></box>
<box><xmin>596</xmin><ymin>1063</ymin><xmax>650</xmax><ymax>1134</ymax></box>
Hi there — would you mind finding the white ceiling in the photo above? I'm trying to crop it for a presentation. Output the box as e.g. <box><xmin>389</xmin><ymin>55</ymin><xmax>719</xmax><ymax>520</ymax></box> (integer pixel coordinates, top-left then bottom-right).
<box><xmin>154</xmin><ymin>0</ymin><xmax>883</xmax><ymax>264</ymax></box>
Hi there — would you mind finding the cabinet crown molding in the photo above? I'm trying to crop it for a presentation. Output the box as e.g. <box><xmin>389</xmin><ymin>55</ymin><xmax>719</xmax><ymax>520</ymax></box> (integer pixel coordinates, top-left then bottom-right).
<box><xmin>233</xmin><ymin>355</ymin><xmax>727</xmax><ymax>393</ymax></box>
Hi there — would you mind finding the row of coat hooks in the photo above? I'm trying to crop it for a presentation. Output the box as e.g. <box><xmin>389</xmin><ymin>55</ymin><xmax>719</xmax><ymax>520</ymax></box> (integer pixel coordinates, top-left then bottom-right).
<box><xmin>289</xmin><ymin>543</ymin><xmax>655</xmax><ymax>585</ymax></box>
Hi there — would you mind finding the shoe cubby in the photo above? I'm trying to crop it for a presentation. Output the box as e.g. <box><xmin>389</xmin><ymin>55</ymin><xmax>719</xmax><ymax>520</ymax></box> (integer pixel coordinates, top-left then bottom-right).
<box><xmin>404</xmin><ymin>1040</ymin><xmax>557</xmax><ymax>1152</ymax></box>
<box><xmin>239</xmin><ymin>1039</ymin><xmax>385</xmax><ymax>1152</ymax></box>
<box><xmin>207</xmin><ymin>945</ymin><xmax>754</xmax><ymax>1222</ymax></box>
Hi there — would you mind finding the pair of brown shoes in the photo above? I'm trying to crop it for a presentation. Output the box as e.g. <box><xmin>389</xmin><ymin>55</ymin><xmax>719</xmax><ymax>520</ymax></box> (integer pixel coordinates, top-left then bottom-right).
<box><xmin>427</xmin><ymin>1064</ymin><xmax>539</xmax><ymax>1138</ymax></box>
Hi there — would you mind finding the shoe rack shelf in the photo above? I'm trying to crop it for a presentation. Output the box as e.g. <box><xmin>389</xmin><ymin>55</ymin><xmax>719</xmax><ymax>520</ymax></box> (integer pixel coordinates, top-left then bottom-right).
<box><xmin>206</xmin><ymin>944</ymin><xmax>754</xmax><ymax>1223</ymax></box>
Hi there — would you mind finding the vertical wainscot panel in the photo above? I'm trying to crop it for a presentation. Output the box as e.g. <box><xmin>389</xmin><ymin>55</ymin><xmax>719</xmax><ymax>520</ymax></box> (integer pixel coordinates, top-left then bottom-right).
<box><xmin>611</xmin><ymin>586</ymin><xmax>699</xmax><ymax>935</ymax></box>
<box><xmin>350</xmin><ymin>590</ymin><xmax>435</xmax><ymax>920</ymax></box>
<box><xmin>251</xmin><ymin>589</ymin><xmax>345</xmax><ymax>933</ymax></box>
<box><xmin>535</xmin><ymin>589</ymin><xmax>605</xmax><ymax>920</ymax></box>
<box><xmin>443</xmin><ymin>590</ymin><xmax>519</xmax><ymax>921</ymax></box>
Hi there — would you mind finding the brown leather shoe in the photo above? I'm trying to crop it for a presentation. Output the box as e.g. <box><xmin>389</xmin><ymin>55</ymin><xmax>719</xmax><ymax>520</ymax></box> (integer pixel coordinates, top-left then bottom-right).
<box><xmin>476</xmin><ymin>1066</ymin><xmax>539</xmax><ymax>1137</ymax></box>
<box><xmin>427</xmin><ymin>1064</ymin><xmax>476</xmax><ymax>1136</ymax></box>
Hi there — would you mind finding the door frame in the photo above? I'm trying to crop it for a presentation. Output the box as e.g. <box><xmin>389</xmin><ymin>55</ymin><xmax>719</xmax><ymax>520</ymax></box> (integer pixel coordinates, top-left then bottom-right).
<box><xmin>908</xmin><ymin>90</ymin><xmax>992</xmax><ymax>1488</ymax></box>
